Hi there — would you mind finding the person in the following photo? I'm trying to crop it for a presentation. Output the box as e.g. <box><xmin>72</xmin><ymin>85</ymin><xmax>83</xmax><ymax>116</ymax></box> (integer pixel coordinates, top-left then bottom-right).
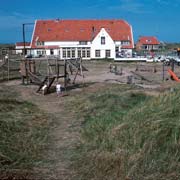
<box><xmin>5</xmin><ymin>54</ymin><xmax>8</xmax><ymax>61</ymax></box>
<box><xmin>42</xmin><ymin>84</ymin><xmax>47</xmax><ymax>95</ymax></box>
<box><xmin>56</xmin><ymin>82</ymin><xmax>62</xmax><ymax>96</ymax></box>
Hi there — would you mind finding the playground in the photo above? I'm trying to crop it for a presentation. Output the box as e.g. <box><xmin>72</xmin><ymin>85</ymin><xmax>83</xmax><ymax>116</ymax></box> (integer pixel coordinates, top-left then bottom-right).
<box><xmin>1</xmin><ymin>53</ymin><xmax>180</xmax><ymax>95</ymax></box>
<box><xmin>1</xmin><ymin>57</ymin><xmax>180</xmax><ymax>179</ymax></box>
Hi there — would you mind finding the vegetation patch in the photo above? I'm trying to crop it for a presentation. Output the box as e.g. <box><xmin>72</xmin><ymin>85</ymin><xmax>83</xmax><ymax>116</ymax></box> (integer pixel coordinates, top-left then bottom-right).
<box><xmin>71</xmin><ymin>84</ymin><xmax>180</xmax><ymax>180</ymax></box>
<box><xmin>0</xmin><ymin>85</ymin><xmax>53</xmax><ymax>179</ymax></box>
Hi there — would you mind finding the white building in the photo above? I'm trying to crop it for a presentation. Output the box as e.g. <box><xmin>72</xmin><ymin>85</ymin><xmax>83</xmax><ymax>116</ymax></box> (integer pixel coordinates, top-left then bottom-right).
<box><xmin>30</xmin><ymin>19</ymin><xmax>134</xmax><ymax>60</ymax></box>
<box><xmin>136</xmin><ymin>36</ymin><xmax>160</xmax><ymax>51</ymax></box>
<box><xmin>15</xmin><ymin>42</ymin><xmax>31</xmax><ymax>55</ymax></box>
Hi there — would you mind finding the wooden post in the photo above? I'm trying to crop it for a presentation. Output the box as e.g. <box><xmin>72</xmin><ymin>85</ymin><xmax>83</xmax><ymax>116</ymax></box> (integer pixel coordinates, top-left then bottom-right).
<box><xmin>64</xmin><ymin>59</ymin><xmax>67</xmax><ymax>90</ymax></box>
<box><xmin>2</xmin><ymin>56</ymin><xmax>5</xmax><ymax>80</ymax></box>
<box><xmin>21</xmin><ymin>76</ymin><xmax>23</xmax><ymax>84</ymax></box>
<box><xmin>120</xmin><ymin>67</ymin><xmax>123</xmax><ymax>75</ymax></box>
<box><xmin>47</xmin><ymin>58</ymin><xmax>50</xmax><ymax>85</ymax></box>
<box><xmin>7</xmin><ymin>55</ymin><xmax>9</xmax><ymax>81</ymax></box>
<box><xmin>162</xmin><ymin>61</ymin><xmax>165</xmax><ymax>81</ymax></box>
<box><xmin>135</xmin><ymin>63</ymin><xmax>138</xmax><ymax>71</ymax></box>
<box><xmin>153</xmin><ymin>65</ymin><xmax>157</xmax><ymax>73</ymax></box>
<box><xmin>80</xmin><ymin>58</ymin><xmax>85</xmax><ymax>85</ymax></box>
<box><xmin>73</xmin><ymin>69</ymin><xmax>79</xmax><ymax>84</ymax></box>
<box><xmin>22</xmin><ymin>24</ymin><xmax>26</xmax><ymax>56</ymax></box>
<box><xmin>55</xmin><ymin>58</ymin><xmax>57</xmax><ymax>78</ymax></box>
<box><xmin>171</xmin><ymin>59</ymin><xmax>175</xmax><ymax>72</ymax></box>
<box><xmin>26</xmin><ymin>59</ymin><xmax>29</xmax><ymax>84</ymax></box>
<box><xmin>57</xmin><ymin>64</ymin><xmax>60</xmax><ymax>79</ymax></box>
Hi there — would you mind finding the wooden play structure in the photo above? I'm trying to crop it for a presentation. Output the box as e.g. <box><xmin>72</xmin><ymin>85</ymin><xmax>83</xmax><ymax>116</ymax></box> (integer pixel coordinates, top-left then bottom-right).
<box><xmin>164</xmin><ymin>58</ymin><xmax>180</xmax><ymax>82</ymax></box>
<box><xmin>19</xmin><ymin>57</ymin><xmax>88</xmax><ymax>94</ymax></box>
<box><xmin>167</xmin><ymin>69</ymin><xmax>180</xmax><ymax>82</ymax></box>
<box><xmin>130</xmin><ymin>71</ymin><xmax>153</xmax><ymax>83</ymax></box>
<box><xmin>0</xmin><ymin>55</ymin><xmax>20</xmax><ymax>81</ymax></box>
<box><xmin>135</xmin><ymin>64</ymin><xmax>157</xmax><ymax>73</ymax></box>
<box><xmin>109</xmin><ymin>63</ymin><xmax>123</xmax><ymax>75</ymax></box>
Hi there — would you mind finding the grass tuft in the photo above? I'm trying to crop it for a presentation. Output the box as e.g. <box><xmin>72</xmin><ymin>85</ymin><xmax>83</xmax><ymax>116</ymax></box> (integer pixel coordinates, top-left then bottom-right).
<box><xmin>0</xmin><ymin>85</ymin><xmax>53</xmax><ymax>179</ymax></box>
<box><xmin>71</xmin><ymin>84</ymin><xmax>180</xmax><ymax>180</ymax></box>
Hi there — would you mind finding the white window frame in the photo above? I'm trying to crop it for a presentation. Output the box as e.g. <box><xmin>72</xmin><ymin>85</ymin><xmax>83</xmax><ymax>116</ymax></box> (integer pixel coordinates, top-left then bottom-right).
<box><xmin>101</xmin><ymin>36</ymin><xmax>106</xmax><ymax>45</ymax></box>
<box><xmin>105</xmin><ymin>50</ymin><xmax>111</xmax><ymax>58</ymax></box>
<box><xmin>36</xmin><ymin>41</ymin><xmax>44</xmax><ymax>46</ymax></box>
<box><xmin>95</xmin><ymin>50</ymin><xmax>101</xmax><ymax>57</ymax></box>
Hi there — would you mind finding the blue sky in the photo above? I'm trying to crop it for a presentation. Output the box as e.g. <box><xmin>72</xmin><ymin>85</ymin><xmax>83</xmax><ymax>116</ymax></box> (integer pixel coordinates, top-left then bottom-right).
<box><xmin>0</xmin><ymin>0</ymin><xmax>180</xmax><ymax>43</ymax></box>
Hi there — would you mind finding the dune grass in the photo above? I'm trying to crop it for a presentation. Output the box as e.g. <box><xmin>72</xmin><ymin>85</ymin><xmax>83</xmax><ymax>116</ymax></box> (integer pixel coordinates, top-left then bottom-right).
<box><xmin>71</xmin><ymin>84</ymin><xmax>180</xmax><ymax>180</ymax></box>
<box><xmin>0</xmin><ymin>85</ymin><xmax>53</xmax><ymax>179</ymax></box>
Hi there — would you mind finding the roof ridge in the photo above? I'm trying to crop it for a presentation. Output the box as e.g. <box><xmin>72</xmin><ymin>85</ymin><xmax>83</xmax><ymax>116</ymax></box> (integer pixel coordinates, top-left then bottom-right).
<box><xmin>36</xmin><ymin>19</ymin><xmax>126</xmax><ymax>22</ymax></box>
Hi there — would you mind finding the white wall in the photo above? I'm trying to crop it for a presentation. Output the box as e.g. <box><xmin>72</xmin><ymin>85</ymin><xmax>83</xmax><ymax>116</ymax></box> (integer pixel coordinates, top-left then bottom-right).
<box><xmin>46</xmin><ymin>49</ymin><xmax>50</xmax><ymax>56</ymax></box>
<box><xmin>45</xmin><ymin>41</ymin><xmax>78</xmax><ymax>46</ymax></box>
<box><xmin>16</xmin><ymin>49</ymin><xmax>23</xmax><ymax>54</ymax></box>
<box><xmin>15</xmin><ymin>46</ymin><xmax>31</xmax><ymax>55</ymax></box>
<box><xmin>91</xmin><ymin>28</ymin><xmax>115</xmax><ymax>59</ymax></box>
<box><xmin>33</xmin><ymin>49</ymin><xmax>60</xmax><ymax>56</ymax></box>
<box><xmin>45</xmin><ymin>41</ymin><xmax>92</xmax><ymax>48</ymax></box>
<box><xmin>115</xmin><ymin>41</ymin><xmax>122</xmax><ymax>46</ymax></box>
<box><xmin>46</xmin><ymin>49</ymin><xmax>58</xmax><ymax>56</ymax></box>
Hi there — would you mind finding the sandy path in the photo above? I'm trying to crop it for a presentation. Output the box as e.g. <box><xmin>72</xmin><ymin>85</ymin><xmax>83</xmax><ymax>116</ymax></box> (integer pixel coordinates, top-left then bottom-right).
<box><xmin>4</xmin><ymin>80</ymin><xmax>80</xmax><ymax>179</ymax></box>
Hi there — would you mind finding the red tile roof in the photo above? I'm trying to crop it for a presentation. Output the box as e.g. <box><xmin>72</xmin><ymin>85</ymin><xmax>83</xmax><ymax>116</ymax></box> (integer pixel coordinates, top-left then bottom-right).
<box><xmin>137</xmin><ymin>36</ymin><xmax>160</xmax><ymax>45</ymax></box>
<box><xmin>16</xmin><ymin>42</ymin><xmax>31</xmax><ymax>46</ymax></box>
<box><xmin>31</xmin><ymin>19</ymin><xmax>134</xmax><ymax>48</ymax></box>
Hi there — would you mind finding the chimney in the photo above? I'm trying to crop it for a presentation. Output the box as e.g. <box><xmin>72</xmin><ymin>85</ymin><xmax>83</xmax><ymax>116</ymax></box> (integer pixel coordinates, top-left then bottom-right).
<box><xmin>91</xmin><ymin>26</ymin><xmax>95</xmax><ymax>40</ymax></box>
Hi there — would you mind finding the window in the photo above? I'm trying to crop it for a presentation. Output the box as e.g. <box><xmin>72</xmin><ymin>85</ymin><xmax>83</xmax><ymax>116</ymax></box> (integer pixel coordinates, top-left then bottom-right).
<box><xmin>116</xmin><ymin>47</ymin><xmax>119</xmax><ymax>52</ymax></box>
<box><xmin>37</xmin><ymin>50</ymin><xmax>42</xmax><ymax>55</ymax></box>
<box><xmin>67</xmin><ymin>48</ymin><xmax>71</xmax><ymax>58</ymax></box>
<box><xmin>78</xmin><ymin>49</ymin><xmax>81</xmax><ymax>58</ymax></box>
<box><xmin>144</xmin><ymin>45</ymin><xmax>148</xmax><ymax>50</ymax></box>
<box><xmin>146</xmin><ymin>39</ymin><xmax>151</xmax><ymax>43</ymax></box>
<box><xmin>72</xmin><ymin>48</ymin><xmax>75</xmax><ymax>58</ymax></box>
<box><xmin>79</xmin><ymin>41</ymin><xmax>87</xmax><ymax>45</ymax></box>
<box><xmin>82</xmin><ymin>48</ymin><xmax>86</xmax><ymax>58</ymax></box>
<box><xmin>50</xmin><ymin>49</ymin><xmax>54</xmax><ymax>55</ymax></box>
<box><xmin>121</xmin><ymin>41</ymin><xmax>130</xmax><ymax>45</ymax></box>
<box><xmin>36</xmin><ymin>41</ymin><xmax>44</xmax><ymax>46</ymax></box>
<box><xmin>62</xmin><ymin>49</ymin><xmax>66</xmax><ymax>58</ymax></box>
<box><xmin>80</xmin><ymin>28</ymin><xmax>85</xmax><ymax>32</ymax></box>
<box><xmin>65</xmin><ymin>28</ymin><xmax>70</xmax><ymax>32</ymax></box>
<box><xmin>105</xmin><ymin>50</ymin><xmax>111</xmax><ymax>58</ymax></box>
<box><xmin>58</xmin><ymin>50</ymin><xmax>60</xmax><ymax>56</ymax></box>
<box><xmin>77</xmin><ymin>47</ymin><xmax>91</xmax><ymax>58</ymax></box>
<box><xmin>62</xmin><ymin>47</ymin><xmax>90</xmax><ymax>58</ymax></box>
<box><xmin>95</xmin><ymin>50</ymin><xmax>101</xmax><ymax>57</ymax></box>
<box><xmin>87</xmin><ymin>49</ymin><xmax>90</xmax><ymax>58</ymax></box>
<box><xmin>101</xmin><ymin>36</ymin><xmax>105</xmax><ymax>45</ymax></box>
<box><xmin>36</xmin><ymin>50</ymin><xmax>46</xmax><ymax>55</ymax></box>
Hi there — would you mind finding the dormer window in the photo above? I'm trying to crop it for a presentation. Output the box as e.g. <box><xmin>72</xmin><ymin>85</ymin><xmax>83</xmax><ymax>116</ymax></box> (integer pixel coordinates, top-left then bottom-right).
<box><xmin>101</xmin><ymin>36</ymin><xmax>105</xmax><ymax>45</ymax></box>
<box><xmin>65</xmin><ymin>28</ymin><xmax>69</xmax><ymax>32</ymax></box>
<box><xmin>80</xmin><ymin>28</ymin><xmax>85</xmax><ymax>32</ymax></box>
<box><xmin>36</xmin><ymin>41</ymin><xmax>44</xmax><ymax>46</ymax></box>
<box><xmin>121</xmin><ymin>41</ymin><xmax>130</xmax><ymax>45</ymax></box>
<box><xmin>79</xmin><ymin>41</ymin><xmax>87</xmax><ymax>45</ymax></box>
<box><xmin>146</xmin><ymin>39</ymin><xmax>151</xmax><ymax>43</ymax></box>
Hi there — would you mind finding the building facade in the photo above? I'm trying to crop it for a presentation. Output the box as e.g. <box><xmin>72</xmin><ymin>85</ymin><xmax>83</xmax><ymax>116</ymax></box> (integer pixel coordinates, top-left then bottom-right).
<box><xmin>136</xmin><ymin>36</ymin><xmax>160</xmax><ymax>51</ymax></box>
<box><xmin>30</xmin><ymin>19</ymin><xmax>134</xmax><ymax>59</ymax></box>
<box><xmin>15</xmin><ymin>42</ymin><xmax>31</xmax><ymax>55</ymax></box>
